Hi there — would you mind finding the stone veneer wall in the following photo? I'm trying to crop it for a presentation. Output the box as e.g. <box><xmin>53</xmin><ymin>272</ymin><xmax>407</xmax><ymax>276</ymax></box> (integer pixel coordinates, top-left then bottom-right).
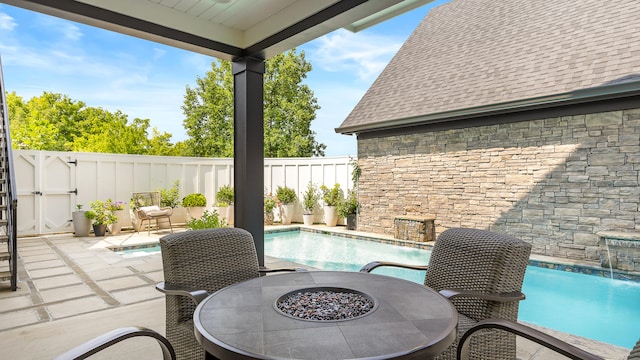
<box><xmin>357</xmin><ymin>108</ymin><xmax>640</xmax><ymax>263</ymax></box>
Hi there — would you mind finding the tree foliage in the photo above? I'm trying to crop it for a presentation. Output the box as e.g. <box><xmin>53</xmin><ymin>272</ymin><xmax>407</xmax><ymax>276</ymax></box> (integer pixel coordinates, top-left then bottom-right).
<box><xmin>6</xmin><ymin>91</ymin><xmax>181</xmax><ymax>155</ymax></box>
<box><xmin>182</xmin><ymin>49</ymin><xmax>325</xmax><ymax>157</ymax></box>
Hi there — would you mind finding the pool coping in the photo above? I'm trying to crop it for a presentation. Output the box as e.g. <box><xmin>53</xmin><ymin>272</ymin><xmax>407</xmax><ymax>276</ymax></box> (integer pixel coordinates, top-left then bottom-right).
<box><xmin>107</xmin><ymin>226</ymin><xmax>640</xmax><ymax>282</ymax></box>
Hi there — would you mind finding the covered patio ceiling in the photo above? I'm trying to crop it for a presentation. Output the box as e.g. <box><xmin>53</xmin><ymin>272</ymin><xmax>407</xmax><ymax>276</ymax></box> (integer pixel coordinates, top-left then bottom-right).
<box><xmin>0</xmin><ymin>0</ymin><xmax>433</xmax><ymax>60</ymax></box>
<box><xmin>0</xmin><ymin>0</ymin><xmax>435</xmax><ymax>264</ymax></box>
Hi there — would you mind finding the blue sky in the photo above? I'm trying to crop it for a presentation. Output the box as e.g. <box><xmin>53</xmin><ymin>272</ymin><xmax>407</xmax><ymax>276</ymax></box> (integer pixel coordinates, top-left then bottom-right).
<box><xmin>0</xmin><ymin>1</ymin><xmax>447</xmax><ymax>157</ymax></box>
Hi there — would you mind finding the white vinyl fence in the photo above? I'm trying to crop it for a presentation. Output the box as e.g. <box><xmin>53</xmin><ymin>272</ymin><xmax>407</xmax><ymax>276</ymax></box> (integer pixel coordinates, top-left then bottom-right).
<box><xmin>14</xmin><ymin>150</ymin><xmax>355</xmax><ymax>236</ymax></box>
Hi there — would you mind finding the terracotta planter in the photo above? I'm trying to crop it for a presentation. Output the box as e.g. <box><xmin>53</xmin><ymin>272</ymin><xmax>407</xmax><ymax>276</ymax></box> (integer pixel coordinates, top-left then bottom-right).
<box><xmin>324</xmin><ymin>206</ymin><xmax>338</xmax><ymax>227</ymax></box>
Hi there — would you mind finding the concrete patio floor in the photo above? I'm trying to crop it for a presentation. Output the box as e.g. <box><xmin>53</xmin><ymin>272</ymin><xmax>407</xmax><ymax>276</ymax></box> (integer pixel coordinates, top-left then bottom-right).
<box><xmin>0</xmin><ymin>226</ymin><xmax>632</xmax><ymax>360</ymax></box>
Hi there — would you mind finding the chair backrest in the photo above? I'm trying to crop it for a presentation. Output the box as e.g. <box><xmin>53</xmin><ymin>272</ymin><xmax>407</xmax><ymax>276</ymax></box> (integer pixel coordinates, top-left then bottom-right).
<box><xmin>424</xmin><ymin>228</ymin><xmax>532</xmax><ymax>322</ymax></box>
<box><xmin>131</xmin><ymin>192</ymin><xmax>161</xmax><ymax>208</ymax></box>
<box><xmin>160</xmin><ymin>228</ymin><xmax>261</xmax><ymax>321</ymax></box>
<box><xmin>629</xmin><ymin>338</ymin><xmax>640</xmax><ymax>360</ymax></box>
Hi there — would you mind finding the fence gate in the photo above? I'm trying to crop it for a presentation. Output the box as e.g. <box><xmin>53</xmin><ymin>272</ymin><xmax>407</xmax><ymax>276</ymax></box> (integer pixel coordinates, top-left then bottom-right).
<box><xmin>15</xmin><ymin>151</ymin><xmax>76</xmax><ymax>235</ymax></box>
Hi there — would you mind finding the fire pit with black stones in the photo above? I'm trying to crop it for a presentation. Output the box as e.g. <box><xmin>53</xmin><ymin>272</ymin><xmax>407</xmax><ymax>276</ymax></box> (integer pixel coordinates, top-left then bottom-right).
<box><xmin>275</xmin><ymin>287</ymin><xmax>377</xmax><ymax>322</ymax></box>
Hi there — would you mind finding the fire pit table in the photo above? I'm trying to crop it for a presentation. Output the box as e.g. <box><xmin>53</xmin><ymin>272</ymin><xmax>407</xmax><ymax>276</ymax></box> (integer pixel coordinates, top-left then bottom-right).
<box><xmin>194</xmin><ymin>271</ymin><xmax>457</xmax><ymax>360</ymax></box>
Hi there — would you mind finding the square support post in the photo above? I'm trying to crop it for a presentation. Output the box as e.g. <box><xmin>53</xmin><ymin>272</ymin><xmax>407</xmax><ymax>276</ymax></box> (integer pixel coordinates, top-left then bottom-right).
<box><xmin>232</xmin><ymin>57</ymin><xmax>266</xmax><ymax>266</ymax></box>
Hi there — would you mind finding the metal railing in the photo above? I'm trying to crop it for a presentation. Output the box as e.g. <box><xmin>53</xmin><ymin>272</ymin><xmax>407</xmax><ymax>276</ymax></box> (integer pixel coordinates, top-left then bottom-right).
<box><xmin>0</xmin><ymin>54</ymin><xmax>18</xmax><ymax>291</ymax></box>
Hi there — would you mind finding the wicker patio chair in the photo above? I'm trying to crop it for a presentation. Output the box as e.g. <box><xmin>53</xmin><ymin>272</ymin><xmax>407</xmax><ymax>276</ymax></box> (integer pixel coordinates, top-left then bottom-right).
<box><xmin>360</xmin><ymin>227</ymin><xmax>532</xmax><ymax>360</ymax></box>
<box><xmin>458</xmin><ymin>318</ymin><xmax>640</xmax><ymax>360</ymax></box>
<box><xmin>131</xmin><ymin>191</ymin><xmax>173</xmax><ymax>235</ymax></box>
<box><xmin>54</xmin><ymin>326</ymin><xmax>175</xmax><ymax>360</ymax></box>
<box><xmin>155</xmin><ymin>228</ymin><xmax>303</xmax><ymax>360</ymax></box>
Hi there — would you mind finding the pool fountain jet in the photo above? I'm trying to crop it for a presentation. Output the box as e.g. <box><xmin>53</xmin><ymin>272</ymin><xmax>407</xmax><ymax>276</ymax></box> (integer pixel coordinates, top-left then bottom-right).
<box><xmin>597</xmin><ymin>231</ymin><xmax>640</xmax><ymax>276</ymax></box>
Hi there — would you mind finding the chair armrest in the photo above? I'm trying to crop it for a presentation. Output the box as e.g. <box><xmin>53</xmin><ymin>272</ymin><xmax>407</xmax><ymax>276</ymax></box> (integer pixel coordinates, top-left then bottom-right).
<box><xmin>359</xmin><ymin>261</ymin><xmax>429</xmax><ymax>273</ymax></box>
<box><xmin>440</xmin><ymin>289</ymin><xmax>525</xmax><ymax>302</ymax></box>
<box><xmin>160</xmin><ymin>206</ymin><xmax>173</xmax><ymax>216</ymax></box>
<box><xmin>457</xmin><ymin>318</ymin><xmax>604</xmax><ymax>360</ymax></box>
<box><xmin>259</xmin><ymin>266</ymin><xmax>308</xmax><ymax>275</ymax></box>
<box><xmin>54</xmin><ymin>326</ymin><xmax>176</xmax><ymax>360</ymax></box>
<box><xmin>156</xmin><ymin>282</ymin><xmax>209</xmax><ymax>305</ymax></box>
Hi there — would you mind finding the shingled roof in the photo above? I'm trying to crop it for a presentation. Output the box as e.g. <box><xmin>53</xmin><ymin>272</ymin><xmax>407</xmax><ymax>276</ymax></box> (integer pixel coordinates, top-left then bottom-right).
<box><xmin>337</xmin><ymin>0</ymin><xmax>640</xmax><ymax>134</ymax></box>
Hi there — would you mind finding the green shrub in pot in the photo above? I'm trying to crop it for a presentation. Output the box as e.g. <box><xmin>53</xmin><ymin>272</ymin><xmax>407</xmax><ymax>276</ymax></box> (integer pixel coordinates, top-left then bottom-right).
<box><xmin>182</xmin><ymin>193</ymin><xmax>207</xmax><ymax>207</ymax></box>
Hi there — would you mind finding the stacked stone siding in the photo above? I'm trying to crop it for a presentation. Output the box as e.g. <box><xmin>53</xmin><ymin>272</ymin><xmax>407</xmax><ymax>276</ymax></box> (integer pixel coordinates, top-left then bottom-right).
<box><xmin>358</xmin><ymin>109</ymin><xmax>640</xmax><ymax>263</ymax></box>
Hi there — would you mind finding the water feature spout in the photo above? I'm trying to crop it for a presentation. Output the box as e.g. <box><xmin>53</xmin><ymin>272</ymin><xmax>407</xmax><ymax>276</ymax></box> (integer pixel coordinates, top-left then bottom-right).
<box><xmin>603</xmin><ymin>238</ymin><xmax>614</xmax><ymax>279</ymax></box>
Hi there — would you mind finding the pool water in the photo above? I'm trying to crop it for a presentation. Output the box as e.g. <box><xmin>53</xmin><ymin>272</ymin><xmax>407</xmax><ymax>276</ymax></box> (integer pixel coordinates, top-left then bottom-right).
<box><xmin>264</xmin><ymin>231</ymin><xmax>640</xmax><ymax>349</ymax></box>
<box><xmin>118</xmin><ymin>230</ymin><xmax>640</xmax><ymax>348</ymax></box>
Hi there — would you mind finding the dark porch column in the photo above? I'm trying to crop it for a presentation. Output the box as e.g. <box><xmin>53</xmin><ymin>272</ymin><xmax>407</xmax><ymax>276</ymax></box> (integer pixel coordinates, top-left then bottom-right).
<box><xmin>232</xmin><ymin>57</ymin><xmax>266</xmax><ymax>266</ymax></box>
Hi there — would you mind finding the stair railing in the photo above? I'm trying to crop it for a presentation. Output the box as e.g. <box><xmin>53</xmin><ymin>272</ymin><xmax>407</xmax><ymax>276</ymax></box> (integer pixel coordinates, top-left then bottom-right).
<box><xmin>0</xmin><ymin>54</ymin><xmax>18</xmax><ymax>291</ymax></box>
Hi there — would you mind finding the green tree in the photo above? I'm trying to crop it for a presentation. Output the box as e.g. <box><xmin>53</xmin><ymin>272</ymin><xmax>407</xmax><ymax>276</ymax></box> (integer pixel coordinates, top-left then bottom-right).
<box><xmin>6</xmin><ymin>91</ymin><xmax>178</xmax><ymax>155</ymax></box>
<box><xmin>182</xmin><ymin>61</ymin><xmax>234</xmax><ymax>157</ymax></box>
<box><xmin>181</xmin><ymin>49</ymin><xmax>325</xmax><ymax>157</ymax></box>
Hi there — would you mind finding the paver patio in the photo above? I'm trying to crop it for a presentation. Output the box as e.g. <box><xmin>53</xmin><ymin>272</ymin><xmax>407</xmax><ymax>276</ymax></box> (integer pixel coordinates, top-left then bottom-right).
<box><xmin>0</xmin><ymin>226</ymin><xmax>632</xmax><ymax>359</ymax></box>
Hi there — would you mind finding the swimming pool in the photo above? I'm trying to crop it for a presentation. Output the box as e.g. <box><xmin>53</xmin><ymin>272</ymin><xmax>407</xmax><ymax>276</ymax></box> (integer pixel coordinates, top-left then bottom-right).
<box><xmin>117</xmin><ymin>229</ymin><xmax>640</xmax><ymax>348</ymax></box>
<box><xmin>264</xmin><ymin>230</ymin><xmax>640</xmax><ymax>349</ymax></box>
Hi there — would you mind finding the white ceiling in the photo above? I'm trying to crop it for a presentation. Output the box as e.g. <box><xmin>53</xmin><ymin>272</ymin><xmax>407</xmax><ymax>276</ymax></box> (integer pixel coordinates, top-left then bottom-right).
<box><xmin>1</xmin><ymin>0</ymin><xmax>435</xmax><ymax>60</ymax></box>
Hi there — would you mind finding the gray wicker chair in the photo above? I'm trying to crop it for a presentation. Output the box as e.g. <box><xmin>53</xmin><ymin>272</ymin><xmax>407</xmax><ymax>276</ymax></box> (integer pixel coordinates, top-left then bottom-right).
<box><xmin>360</xmin><ymin>227</ymin><xmax>532</xmax><ymax>360</ymax></box>
<box><xmin>156</xmin><ymin>228</ymin><xmax>302</xmax><ymax>360</ymax></box>
<box><xmin>458</xmin><ymin>318</ymin><xmax>640</xmax><ymax>360</ymax></box>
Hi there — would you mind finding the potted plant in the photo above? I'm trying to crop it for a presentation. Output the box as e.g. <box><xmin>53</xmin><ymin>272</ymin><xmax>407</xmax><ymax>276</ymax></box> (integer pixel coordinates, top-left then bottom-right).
<box><xmin>72</xmin><ymin>204</ymin><xmax>91</xmax><ymax>237</ymax></box>
<box><xmin>158</xmin><ymin>180</ymin><xmax>181</xmax><ymax>228</ymax></box>
<box><xmin>337</xmin><ymin>189</ymin><xmax>358</xmax><ymax>230</ymax></box>
<box><xmin>106</xmin><ymin>199</ymin><xmax>127</xmax><ymax>235</ymax></box>
<box><xmin>320</xmin><ymin>183</ymin><xmax>344</xmax><ymax>227</ymax></box>
<box><xmin>264</xmin><ymin>193</ymin><xmax>277</xmax><ymax>225</ymax></box>
<box><xmin>85</xmin><ymin>199</ymin><xmax>117</xmax><ymax>236</ymax></box>
<box><xmin>216</xmin><ymin>185</ymin><xmax>234</xmax><ymax>225</ymax></box>
<box><xmin>183</xmin><ymin>193</ymin><xmax>207</xmax><ymax>220</ymax></box>
<box><xmin>185</xmin><ymin>209</ymin><xmax>226</xmax><ymax>230</ymax></box>
<box><xmin>275</xmin><ymin>185</ymin><xmax>297</xmax><ymax>225</ymax></box>
<box><xmin>301</xmin><ymin>182</ymin><xmax>319</xmax><ymax>226</ymax></box>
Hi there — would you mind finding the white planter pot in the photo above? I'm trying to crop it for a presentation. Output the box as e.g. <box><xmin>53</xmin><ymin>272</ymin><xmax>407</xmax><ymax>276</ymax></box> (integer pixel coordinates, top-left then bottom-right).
<box><xmin>108</xmin><ymin>209</ymin><xmax>127</xmax><ymax>235</ymax></box>
<box><xmin>157</xmin><ymin>216</ymin><xmax>171</xmax><ymax>229</ymax></box>
<box><xmin>72</xmin><ymin>211</ymin><xmax>91</xmax><ymax>237</ymax></box>
<box><xmin>129</xmin><ymin>208</ymin><xmax>142</xmax><ymax>232</ymax></box>
<box><xmin>226</xmin><ymin>205</ymin><xmax>234</xmax><ymax>225</ymax></box>
<box><xmin>280</xmin><ymin>204</ymin><xmax>294</xmax><ymax>225</ymax></box>
<box><xmin>216</xmin><ymin>206</ymin><xmax>228</xmax><ymax>222</ymax></box>
<box><xmin>171</xmin><ymin>207</ymin><xmax>188</xmax><ymax>224</ymax></box>
<box><xmin>324</xmin><ymin>206</ymin><xmax>338</xmax><ymax>227</ymax></box>
<box><xmin>302</xmin><ymin>214</ymin><xmax>314</xmax><ymax>226</ymax></box>
<box><xmin>186</xmin><ymin>206</ymin><xmax>205</xmax><ymax>220</ymax></box>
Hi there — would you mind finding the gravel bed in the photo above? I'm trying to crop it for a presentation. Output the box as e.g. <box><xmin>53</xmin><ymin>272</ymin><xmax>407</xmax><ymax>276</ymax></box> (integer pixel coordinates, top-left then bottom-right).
<box><xmin>276</xmin><ymin>288</ymin><xmax>375</xmax><ymax>321</ymax></box>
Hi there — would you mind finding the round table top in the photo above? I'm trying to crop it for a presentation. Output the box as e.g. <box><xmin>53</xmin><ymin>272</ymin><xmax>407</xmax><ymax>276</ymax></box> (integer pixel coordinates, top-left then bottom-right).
<box><xmin>194</xmin><ymin>271</ymin><xmax>458</xmax><ymax>360</ymax></box>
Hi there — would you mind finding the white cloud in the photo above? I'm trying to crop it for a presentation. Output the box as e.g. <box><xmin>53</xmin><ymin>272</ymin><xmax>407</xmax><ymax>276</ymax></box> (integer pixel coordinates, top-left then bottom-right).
<box><xmin>183</xmin><ymin>52</ymin><xmax>214</xmax><ymax>75</ymax></box>
<box><xmin>0</xmin><ymin>12</ymin><xmax>16</xmax><ymax>31</ymax></box>
<box><xmin>310</xmin><ymin>29</ymin><xmax>403</xmax><ymax>81</ymax></box>
<box><xmin>152</xmin><ymin>47</ymin><xmax>167</xmax><ymax>60</ymax></box>
<box><xmin>59</xmin><ymin>22</ymin><xmax>82</xmax><ymax>41</ymax></box>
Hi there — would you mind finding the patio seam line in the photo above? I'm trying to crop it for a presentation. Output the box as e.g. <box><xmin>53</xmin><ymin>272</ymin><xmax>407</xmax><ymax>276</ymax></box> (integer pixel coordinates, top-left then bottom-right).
<box><xmin>20</xmin><ymin>255</ymin><xmax>50</xmax><ymax>322</ymax></box>
<box><xmin>126</xmin><ymin>265</ymin><xmax>157</xmax><ymax>285</ymax></box>
<box><xmin>42</xmin><ymin>237</ymin><xmax>120</xmax><ymax>306</ymax></box>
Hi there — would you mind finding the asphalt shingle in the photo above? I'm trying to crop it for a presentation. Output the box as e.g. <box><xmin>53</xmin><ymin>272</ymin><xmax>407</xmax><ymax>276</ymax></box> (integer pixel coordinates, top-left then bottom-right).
<box><xmin>338</xmin><ymin>0</ymin><xmax>640</xmax><ymax>132</ymax></box>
